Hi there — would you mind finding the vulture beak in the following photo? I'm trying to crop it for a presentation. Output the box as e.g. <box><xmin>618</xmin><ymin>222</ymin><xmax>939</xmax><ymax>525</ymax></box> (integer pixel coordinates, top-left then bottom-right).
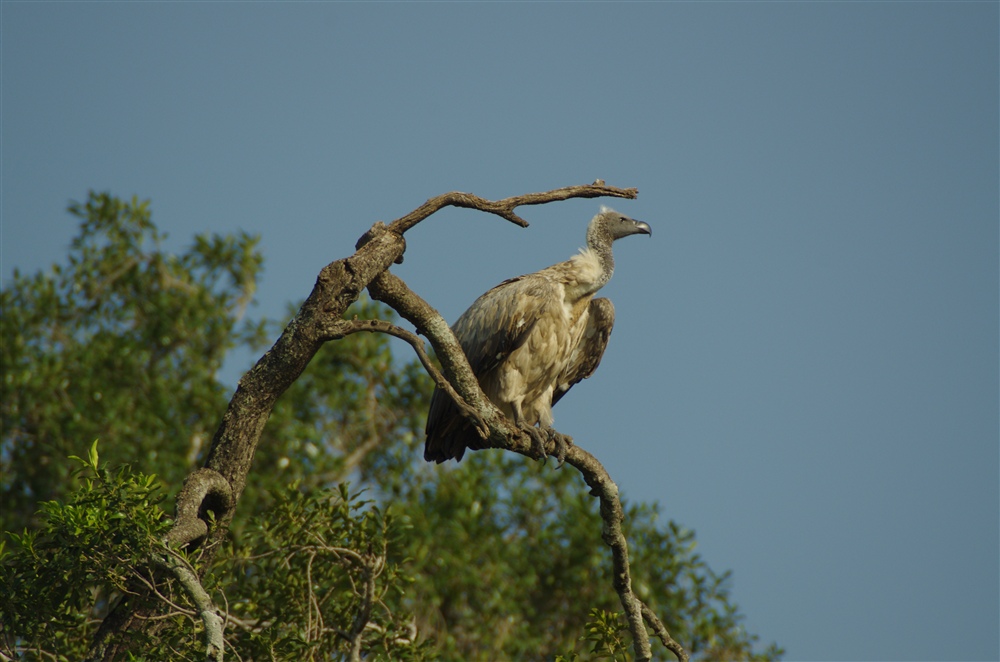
<box><xmin>634</xmin><ymin>220</ymin><xmax>652</xmax><ymax>237</ymax></box>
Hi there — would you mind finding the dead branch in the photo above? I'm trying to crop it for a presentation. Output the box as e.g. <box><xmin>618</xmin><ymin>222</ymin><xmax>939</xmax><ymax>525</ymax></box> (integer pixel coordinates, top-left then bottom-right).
<box><xmin>328</xmin><ymin>318</ymin><xmax>488</xmax><ymax>439</ymax></box>
<box><xmin>642</xmin><ymin>603</ymin><xmax>689</xmax><ymax>662</ymax></box>
<box><xmin>156</xmin><ymin>548</ymin><xmax>225</xmax><ymax>662</ymax></box>
<box><xmin>88</xmin><ymin>182</ymin><xmax>678</xmax><ymax>661</ymax></box>
<box><xmin>565</xmin><ymin>451</ymin><xmax>649</xmax><ymax>661</ymax></box>
<box><xmin>385</xmin><ymin>182</ymin><xmax>638</xmax><ymax>235</ymax></box>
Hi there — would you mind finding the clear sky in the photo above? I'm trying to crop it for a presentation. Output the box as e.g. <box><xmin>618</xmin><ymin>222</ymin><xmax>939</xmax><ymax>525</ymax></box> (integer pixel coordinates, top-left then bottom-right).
<box><xmin>2</xmin><ymin>3</ymin><xmax>997</xmax><ymax>661</ymax></box>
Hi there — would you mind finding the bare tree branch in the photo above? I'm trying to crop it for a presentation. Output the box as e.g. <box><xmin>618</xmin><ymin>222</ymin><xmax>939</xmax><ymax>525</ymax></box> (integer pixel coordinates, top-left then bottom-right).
<box><xmin>328</xmin><ymin>318</ymin><xmax>488</xmax><ymax>439</ymax></box>
<box><xmin>156</xmin><ymin>548</ymin><xmax>225</xmax><ymax>662</ymax></box>
<box><xmin>193</xmin><ymin>181</ymin><xmax>635</xmax><ymax>538</ymax></box>
<box><xmin>385</xmin><ymin>181</ymin><xmax>638</xmax><ymax>235</ymax></box>
<box><xmin>89</xmin><ymin>182</ymin><xmax>680</xmax><ymax>661</ymax></box>
<box><xmin>565</xmin><ymin>451</ymin><xmax>650</xmax><ymax>661</ymax></box>
<box><xmin>641</xmin><ymin>603</ymin><xmax>689</xmax><ymax>662</ymax></box>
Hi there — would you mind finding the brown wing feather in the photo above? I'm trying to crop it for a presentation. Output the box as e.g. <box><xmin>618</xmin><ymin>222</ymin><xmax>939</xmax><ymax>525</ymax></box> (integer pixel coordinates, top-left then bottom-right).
<box><xmin>552</xmin><ymin>297</ymin><xmax>615</xmax><ymax>406</ymax></box>
<box><xmin>424</xmin><ymin>386</ymin><xmax>475</xmax><ymax>462</ymax></box>
<box><xmin>453</xmin><ymin>275</ymin><xmax>555</xmax><ymax>376</ymax></box>
<box><xmin>424</xmin><ymin>274</ymin><xmax>560</xmax><ymax>463</ymax></box>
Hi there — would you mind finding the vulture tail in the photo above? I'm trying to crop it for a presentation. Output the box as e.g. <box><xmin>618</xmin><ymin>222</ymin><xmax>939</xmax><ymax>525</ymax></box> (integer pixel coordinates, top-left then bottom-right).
<box><xmin>424</xmin><ymin>386</ymin><xmax>484</xmax><ymax>462</ymax></box>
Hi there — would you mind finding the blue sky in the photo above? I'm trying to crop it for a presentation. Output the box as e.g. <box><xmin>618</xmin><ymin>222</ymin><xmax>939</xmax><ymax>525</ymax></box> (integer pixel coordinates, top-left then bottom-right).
<box><xmin>2</xmin><ymin>3</ymin><xmax>997</xmax><ymax>660</ymax></box>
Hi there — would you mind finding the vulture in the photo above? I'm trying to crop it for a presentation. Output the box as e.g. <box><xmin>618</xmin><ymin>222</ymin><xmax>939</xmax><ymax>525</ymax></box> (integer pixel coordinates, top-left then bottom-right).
<box><xmin>424</xmin><ymin>207</ymin><xmax>651</xmax><ymax>464</ymax></box>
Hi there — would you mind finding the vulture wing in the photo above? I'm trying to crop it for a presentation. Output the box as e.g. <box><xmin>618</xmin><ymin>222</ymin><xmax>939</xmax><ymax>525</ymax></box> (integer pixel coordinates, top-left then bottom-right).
<box><xmin>424</xmin><ymin>274</ymin><xmax>560</xmax><ymax>462</ymax></box>
<box><xmin>451</xmin><ymin>275</ymin><xmax>557</xmax><ymax>376</ymax></box>
<box><xmin>552</xmin><ymin>297</ymin><xmax>615</xmax><ymax>406</ymax></box>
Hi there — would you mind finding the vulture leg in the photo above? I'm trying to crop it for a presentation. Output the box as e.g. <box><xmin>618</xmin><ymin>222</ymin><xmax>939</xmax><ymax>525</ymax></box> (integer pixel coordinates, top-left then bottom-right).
<box><xmin>516</xmin><ymin>420</ymin><xmax>573</xmax><ymax>466</ymax></box>
<box><xmin>540</xmin><ymin>426</ymin><xmax>573</xmax><ymax>467</ymax></box>
<box><xmin>511</xmin><ymin>403</ymin><xmax>552</xmax><ymax>461</ymax></box>
<box><xmin>518</xmin><ymin>422</ymin><xmax>549</xmax><ymax>460</ymax></box>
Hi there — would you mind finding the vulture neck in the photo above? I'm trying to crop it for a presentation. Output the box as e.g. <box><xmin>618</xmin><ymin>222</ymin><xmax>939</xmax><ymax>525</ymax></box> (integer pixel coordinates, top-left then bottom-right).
<box><xmin>582</xmin><ymin>226</ymin><xmax>616</xmax><ymax>292</ymax></box>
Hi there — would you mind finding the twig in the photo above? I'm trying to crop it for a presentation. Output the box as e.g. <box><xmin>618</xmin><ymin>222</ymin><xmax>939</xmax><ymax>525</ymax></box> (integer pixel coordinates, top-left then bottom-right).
<box><xmin>385</xmin><ymin>182</ymin><xmax>638</xmax><ymax>235</ymax></box>
<box><xmin>641</xmin><ymin>603</ymin><xmax>689</xmax><ymax>662</ymax></box>
<box><xmin>306</xmin><ymin>551</ymin><xmax>322</xmax><ymax>642</ymax></box>
<box><xmin>327</xmin><ymin>318</ymin><xmax>489</xmax><ymax>439</ymax></box>
<box><xmin>130</xmin><ymin>572</ymin><xmax>197</xmax><ymax>619</ymax></box>
<box><xmin>347</xmin><ymin>558</ymin><xmax>378</xmax><ymax>662</ymax></box>
<box><xmin>156</xmin><ymin>547</ymin><xmax>225</xmax><ymax>662</ymax></box>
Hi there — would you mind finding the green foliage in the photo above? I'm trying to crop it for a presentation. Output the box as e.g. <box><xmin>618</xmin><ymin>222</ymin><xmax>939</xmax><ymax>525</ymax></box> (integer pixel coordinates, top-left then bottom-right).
<box><xmin>582</xmin><ymin>609</ymin><xmax>631</xmax><ymax>661</ymax></box>
<box><xmin>0</xmin><ymin>443</ymin><xmax>430</xmax><ymax>660</ymax></box>
<box><xmin>217</xmin><ymin>483</ymin><xmax>431</xmax><ymax>660</ymax></box>
<box><xmin>400</xmin><ymin>453</ymin><xmax>610</xmax><ymax>658</ymax></box>
<box><xmin>1</xmin><ymin>191</ymin><xmax>782</xmax><ymax>661</ymax></box>
<box><xmin>1</xmin><ymin>441</ymin><xmax>171</xmax><ymax>659</ymax></box>
<box><xmin>397</xmin><ymin>452</ymin><xmax>778</xmax><ymax>661</ymax></box>
<box><xmin>1</xmin><ymin>191</ymin><xmax>267</xmax><ymax>533</ymax></box>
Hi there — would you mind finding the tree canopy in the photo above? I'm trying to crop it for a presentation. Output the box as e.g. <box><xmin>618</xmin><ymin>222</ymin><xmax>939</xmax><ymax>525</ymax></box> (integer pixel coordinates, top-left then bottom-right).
<box><xmin>1</xmin><ymin>191</ymin><xmax>782</xmax><ymax>661</ymax></box>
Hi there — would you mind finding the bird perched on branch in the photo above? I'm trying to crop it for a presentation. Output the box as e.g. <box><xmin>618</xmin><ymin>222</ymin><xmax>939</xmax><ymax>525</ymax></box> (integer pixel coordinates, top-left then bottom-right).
<box><xmin>424</xmin><ymin>206</ymin><xmax>651</xmax><ymax>464</ymax></box>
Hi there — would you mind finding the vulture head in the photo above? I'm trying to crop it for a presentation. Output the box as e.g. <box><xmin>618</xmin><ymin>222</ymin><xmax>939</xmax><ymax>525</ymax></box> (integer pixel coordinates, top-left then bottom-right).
<box><xmin>587</xmin><ymin>206</ymin><xmax>652</xmax><ymax>249</ymax></box>
<box><xmin>581</xmin><ymin>206</ymin><xmax>652</xmax><ymax>290</ymax></box>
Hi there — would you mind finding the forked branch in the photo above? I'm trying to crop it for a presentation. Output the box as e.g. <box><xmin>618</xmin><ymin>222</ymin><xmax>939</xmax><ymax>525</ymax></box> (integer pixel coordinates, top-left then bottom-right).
<box><xmin>327</xmin><ymin>318</ymin><xmax>488</xmax><ymax>439</ymax></box>
<box><xmin>385</xmin><ymin>181</ymin><xmax>638</xmax><ymax>235</ymax></box>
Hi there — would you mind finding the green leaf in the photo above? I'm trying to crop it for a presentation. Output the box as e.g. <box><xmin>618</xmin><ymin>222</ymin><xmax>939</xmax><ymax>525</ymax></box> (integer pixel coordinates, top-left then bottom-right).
<box><xmin>87</xmin><ymin>439</ymin><xmax>100</xmax><ymax>470</ymax></box>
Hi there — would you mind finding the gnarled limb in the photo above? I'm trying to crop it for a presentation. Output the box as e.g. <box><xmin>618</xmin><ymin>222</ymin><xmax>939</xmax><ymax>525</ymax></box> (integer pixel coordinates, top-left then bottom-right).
<box><xmin>202</xmin><ymin>181</ymin><xmax>636</xmax><ymax>526</ymax></box>
<box><xmin>88</xmin><ymin>181</ymin><xmax>674</xmax><ymax>661</ymax></box>
<box><xmin>165</xmin><ymin>468</ymin><xmax>233</xmax><ymax>549</ymax></box>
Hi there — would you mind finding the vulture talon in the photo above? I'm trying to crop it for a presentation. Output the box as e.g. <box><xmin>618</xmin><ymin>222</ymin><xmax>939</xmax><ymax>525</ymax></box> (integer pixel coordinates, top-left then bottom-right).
<box><xmin>519</xmin><ymin>424</ymin><xmax>549</xmax><ymax>460</ymax></box>
<box><xmin>539</xmin><ymin>426</ymin><xmax>572</xmax><ymax>467</ymax></box>
<box><xmin>552</xmin><ymin>431</ymin><xmax>573</xmax><ymax>468</ymax></box>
